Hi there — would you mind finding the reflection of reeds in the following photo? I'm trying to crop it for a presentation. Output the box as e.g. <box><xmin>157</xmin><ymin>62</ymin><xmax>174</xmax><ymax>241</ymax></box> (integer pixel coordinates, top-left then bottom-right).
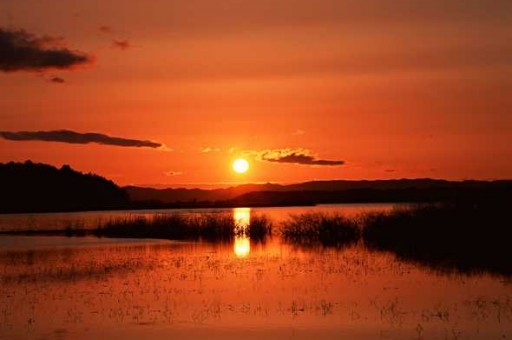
<box><xmin>281</xmin><ymin>213</ymin><xmax>359</xmax><ymax>248</ymax></box>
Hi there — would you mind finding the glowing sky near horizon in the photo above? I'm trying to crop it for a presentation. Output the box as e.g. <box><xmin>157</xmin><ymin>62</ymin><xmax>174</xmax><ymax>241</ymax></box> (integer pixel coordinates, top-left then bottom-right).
<box><xmin>0</xmin><ymin>0</ymin><xmax>511</xmax><ymax>187</ymax></box>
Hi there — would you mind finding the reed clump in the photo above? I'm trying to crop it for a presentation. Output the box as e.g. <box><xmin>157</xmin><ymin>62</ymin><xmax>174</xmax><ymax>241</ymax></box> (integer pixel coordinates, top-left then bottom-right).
<box><xmin>281</xmin><ymin>212</ymin><xmax>360</xmax><ymax>248</ymax></box>
<box><xmin>87</xmin><ymin>213</ymin><xmax>273</xmax><ymax>242</ymax></box>
<box><xmin>92</xmin><ymin>213</ymin><xmax>235</xmax><ymax>242</ymax></box>
<box><xmin>237</xmin><ymin>214</ymin><xmax>273</xmax><ymax>242</ymax></box>
<box><xmin>361</xmin><ymin>202</ymin><xmax>512</xmax><ymax>275</ymax></box>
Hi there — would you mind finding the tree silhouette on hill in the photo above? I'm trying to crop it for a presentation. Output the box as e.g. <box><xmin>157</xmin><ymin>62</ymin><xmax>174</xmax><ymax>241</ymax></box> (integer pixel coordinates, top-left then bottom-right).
<box><xmin>0</xmin><ymin>161</ymin><xmax>129</xmax><ymax>213</ymax></box>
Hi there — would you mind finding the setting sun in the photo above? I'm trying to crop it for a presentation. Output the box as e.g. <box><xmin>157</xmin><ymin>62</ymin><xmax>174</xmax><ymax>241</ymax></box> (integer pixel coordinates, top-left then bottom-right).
<box><xmin>232</xmin><ymin>158</ymin><xmax>249</xmax><ymax>174</ymax></box>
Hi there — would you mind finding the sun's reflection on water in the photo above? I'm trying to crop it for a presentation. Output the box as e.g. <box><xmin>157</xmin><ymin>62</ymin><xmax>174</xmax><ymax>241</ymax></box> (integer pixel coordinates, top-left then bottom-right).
<box><xmin>233</xmin><ymin>208</ymin><xmax>250</xmax><ymax>258</ymax></box>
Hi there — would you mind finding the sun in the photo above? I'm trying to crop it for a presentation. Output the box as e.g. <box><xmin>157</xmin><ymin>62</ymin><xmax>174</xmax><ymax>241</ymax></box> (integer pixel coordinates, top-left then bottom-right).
<box><xmin>232</xmin><ymin>158</ymin><xmax>249</xmax><ymax>174</ymax></box>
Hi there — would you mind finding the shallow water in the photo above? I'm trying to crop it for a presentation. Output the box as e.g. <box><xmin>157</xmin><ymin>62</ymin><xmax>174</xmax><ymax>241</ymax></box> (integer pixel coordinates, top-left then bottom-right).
<box><xmin>1</xmin><ymin>236</ymin><xmax>511</xmax><ymax>339</ymax></box>
<box><xmin>0</xmin><ymin>206</ymin><xmax>511</xmax><ymax>339</ymax></box>
<box><xmin>0</xmin><ymin>203</ymin><xmax>396</xmax><ymax>232</ymax></box>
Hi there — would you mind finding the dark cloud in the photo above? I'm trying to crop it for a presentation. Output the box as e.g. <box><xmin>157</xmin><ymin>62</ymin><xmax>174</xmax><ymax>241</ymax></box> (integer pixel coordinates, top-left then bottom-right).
<box><xmin>165</xmin><ymin>171</ymin><xmax>183</xmax><ymax>176</ymax></box>
<box><xmin>258</xmin><ymin>149</ymin><xmax>344</xmax><ymax>166</ymax></box>
<box><xmin>0</xmin><ymin>130</ymin><xmax>162</xmax><ymax>149</ymax></box>
<box><xmin>112</xmin><ymin>40</ymin><xmax>131</xmax><ymax>50</ymax></box>
<box><xmin>98</xmin><ymin>26</ymin><xmax>113</xmax><ymax>34</ymax></box>
<box><xmin>0</xmin><ymin>27</ymin><xmax>91</xmax><ymax>72</ymax></box>
<box><xmin>264</xmin><ymin>153</ymin><xmax>344</xmax><ymax>166</ymax></box>
<box><xmin>50</xmin><ymin>76</ymin><xmax>65</xmax><ymax>83</ymax></box>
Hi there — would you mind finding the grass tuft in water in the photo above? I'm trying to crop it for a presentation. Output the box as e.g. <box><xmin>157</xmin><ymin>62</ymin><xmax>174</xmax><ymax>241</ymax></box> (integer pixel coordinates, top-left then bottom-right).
<box><xmin>243</xmin><ymin>214</ymin><xmax>273</xmax><ymax>242</ymax></box>
<box><xmin>281</xmin><ymin>212</ymin><xmax>359</xmax><ymax>248</ymax></box>
<box><xmin>82</xmin><ymin>213</ymin><xmax>274</xmax><ymax>243</ymax></box>
<box><xmin>91</xmin><ymin>213</ymin><xmax>235</xmax><ymax>242</ymax></box>
<box><xmin>361</xmin><ymin>202</ymin><xmax>512</xmax><ymax>275</ymax></box>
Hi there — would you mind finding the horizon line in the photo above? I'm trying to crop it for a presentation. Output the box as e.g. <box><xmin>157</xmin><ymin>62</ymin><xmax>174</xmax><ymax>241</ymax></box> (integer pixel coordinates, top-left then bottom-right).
<box><xmin>126</xmin><ymin>177</ymin><xmax>510</xmax><ymax>190</ymax></box>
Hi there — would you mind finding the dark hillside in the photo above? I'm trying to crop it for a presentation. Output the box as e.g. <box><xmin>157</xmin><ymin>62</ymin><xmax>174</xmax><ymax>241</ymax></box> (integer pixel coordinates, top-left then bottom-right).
<box><xmin>0</xmin><ymin>161</ymin><xmax>129</xmax><ymax>213</ymax></box>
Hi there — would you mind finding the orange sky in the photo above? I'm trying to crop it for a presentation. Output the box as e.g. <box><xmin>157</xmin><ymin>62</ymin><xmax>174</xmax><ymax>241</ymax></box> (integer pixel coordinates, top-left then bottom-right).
<box><xmin>1</xmin><ymin>0</ymin><xmax>511</xmax><ymax>187</ymax></box>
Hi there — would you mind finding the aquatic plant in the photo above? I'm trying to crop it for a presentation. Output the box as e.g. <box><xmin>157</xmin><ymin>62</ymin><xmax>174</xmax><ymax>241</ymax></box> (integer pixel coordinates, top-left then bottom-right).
<box><xmin>50</xmin><ymin>213</ymin><xmax>274</xmax><ymax>243</ymax></box>
<box><xmin>243</xmin><ymin>214</ymin><xmax>273</xmax><ymax>241</ymax></box>
<box><xmin>92</xmin><ymin>213</ymin><xmax>235</xmax><ymax>242</ymax></box>
<box><xmin>362</xmin><ymin>202</ymin><xmax>512</xmax><ymax>275</ymax></box>
<box><xmin>281</xmin><ymin>212</ymin><xmax>359</xmax><ymax>248</ymax></box>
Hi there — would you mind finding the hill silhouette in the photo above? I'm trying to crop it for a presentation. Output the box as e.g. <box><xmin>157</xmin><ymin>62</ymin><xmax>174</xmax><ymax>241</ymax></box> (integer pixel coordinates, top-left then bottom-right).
<box><xmin>126</xmin><ymin>179</ymin><xmax>512</xmax><ymax>206</ymax></box>
<box><xmin>0</xmin><ymin>161</ymin><xmax>129</xmax><ymax>213</ymax></box>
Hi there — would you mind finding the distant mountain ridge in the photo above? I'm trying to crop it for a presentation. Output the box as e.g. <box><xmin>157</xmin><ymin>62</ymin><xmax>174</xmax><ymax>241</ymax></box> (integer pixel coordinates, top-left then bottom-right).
<box><xmin>125</xmin><ymin>179</ymin><xmax>512</xmax><ymax>204</ymax></box>
<box><xmin>125</xmin><ymin>183</ymin><xmax>282</xmax><ymax>203</ymax></box>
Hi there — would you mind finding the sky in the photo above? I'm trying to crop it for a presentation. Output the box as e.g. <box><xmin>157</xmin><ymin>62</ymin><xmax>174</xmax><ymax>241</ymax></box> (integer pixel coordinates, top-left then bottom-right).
<box><xmin>0</xmin><ymin>0</ymin><xmax>511</xmax><ymax>188</ymax></box>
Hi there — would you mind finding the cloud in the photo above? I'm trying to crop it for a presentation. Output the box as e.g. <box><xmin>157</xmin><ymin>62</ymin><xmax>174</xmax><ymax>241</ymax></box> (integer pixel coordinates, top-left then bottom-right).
<box><xmin>0</xmin><ymin>27</ymin><xmax>91</xmax><ymax>72</ymax></box>
<box><xmin>165</xmin><ymin>171</ymin><xmax>183</xmax><ymax>176</ymax></box>
<box><xmin>112</xmin><ymin>40</ymin><xmax>131</xmax><ymax>50</ymax></box>
<box><xmin>98</xmin><ymin>26</ymin><xmax>113</xmax><ymax>34</ymax></box>
<box><xmin>201</xmin><ymin>147</ymin><xmax>221</xmax><ymax>153</ymax></box>
<box><xmin>254</xmin><ymin>148</ymin><xmax>344</xmax><ymax>166</ymax></box>
<box><xmin>49</xmin><ymin>76</ymin><xmax>65</xmax><ymax>83</ymax></box>
<box><xmin>0</xmin><ymin>130</ymin><xmax>162</xmax><ymax>149</ymax></box>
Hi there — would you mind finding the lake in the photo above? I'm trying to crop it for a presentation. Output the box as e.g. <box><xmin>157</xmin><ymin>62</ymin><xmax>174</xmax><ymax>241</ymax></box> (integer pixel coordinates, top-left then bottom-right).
<box><xmin>0</xmin><ymin>204</ymin><xmax>511</xmax><ymax>339</ymax></box>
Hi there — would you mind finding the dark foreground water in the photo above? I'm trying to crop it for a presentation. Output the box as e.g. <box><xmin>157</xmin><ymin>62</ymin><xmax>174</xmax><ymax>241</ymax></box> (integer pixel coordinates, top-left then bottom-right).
<box><xmin>0</xmin><ymin>205</ymin><xmax>511</xmax><ymax>339</ymax></box>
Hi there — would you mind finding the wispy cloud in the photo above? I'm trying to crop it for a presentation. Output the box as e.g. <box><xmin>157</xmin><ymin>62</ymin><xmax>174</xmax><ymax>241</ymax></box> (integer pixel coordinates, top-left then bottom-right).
<box><xmin>201</xmin><ymin>147</ymin><xmax>221</xmax><ymax>153</ymax></box>
<box><xmin>98</xmin><ymin>25</ymin><xmax>113</xmax><ymax>34</ymax></box>
<box><xmin>49</xmin><ymin>76</ymin><xmax>65</xmax><ymax>83</ymax></box>
<box><xmin>0</xmin><ymin>130</ymin><xmax>163</xmax><ymax>149</ymax></box>
<box><xmin>112</xmin><ymin>40</ymin><xmax>131</xmax><ymax>50</ymax></box>
<box><xmin>165</xmin><ymin>171</ymin><xmax>183</xmax><ymax>176</ymax></box>
<box><xmin>0</xmin><ymin>27</ymin><xmax>91</xmax><ymax>72</ymax></box>
<box><xmin>243</xmin><ymin>148</ymin><xmax>344</xmax><ymax>166</ymax></box>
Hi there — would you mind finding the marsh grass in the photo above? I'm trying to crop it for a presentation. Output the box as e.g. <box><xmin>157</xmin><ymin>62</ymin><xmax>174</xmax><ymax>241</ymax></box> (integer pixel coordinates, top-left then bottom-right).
<box><xmin>59</xmin><ymin>213</ymin><xmax>273</xmax><ymax>243</ymax></box>
<box><xmin>91</xmin><ymin>214</ymin><xmax>235</xmax><ymax>242</ymax></box>
<box><xmin>280</xmin><ymin>202</ymin><xmax>512</xmax><ymax>275</ymax></box>
<box><xmin>362</xmin><ymin>202</ymin><xmax>512</xmax><ymax>275</ymax></box>
<box><xmin>242</xmin><ymin>214</ymin><xmax>273</xmax><ymax>242</ymax></box>
<box><xmin>281</xmin><ymin>212</ymin><xmax>360</xmax><ymax>248</ymax></box>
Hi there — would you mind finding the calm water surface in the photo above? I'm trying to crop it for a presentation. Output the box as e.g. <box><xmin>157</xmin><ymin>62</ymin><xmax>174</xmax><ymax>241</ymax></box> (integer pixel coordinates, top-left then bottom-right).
<box><xmin>0</xmin><ymin>206</ymin><xmax>511</xmax><ymax>339</ymax></box>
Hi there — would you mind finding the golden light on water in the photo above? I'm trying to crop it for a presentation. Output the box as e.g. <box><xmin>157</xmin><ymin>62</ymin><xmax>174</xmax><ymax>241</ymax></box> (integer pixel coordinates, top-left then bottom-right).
<box><xmin>233</xmin><ymin>207</ymin><xmax>251</xmax><ymax>258</ymax></box>
<box><xmin>234</xmin><ymin>235</ymin><xmax>250</xmax><ymax>258</ymax></box>
<box><xmin>233</xmin><ymin>207</ymin><xmax>250</xmax><ymax>230</ymax></box>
